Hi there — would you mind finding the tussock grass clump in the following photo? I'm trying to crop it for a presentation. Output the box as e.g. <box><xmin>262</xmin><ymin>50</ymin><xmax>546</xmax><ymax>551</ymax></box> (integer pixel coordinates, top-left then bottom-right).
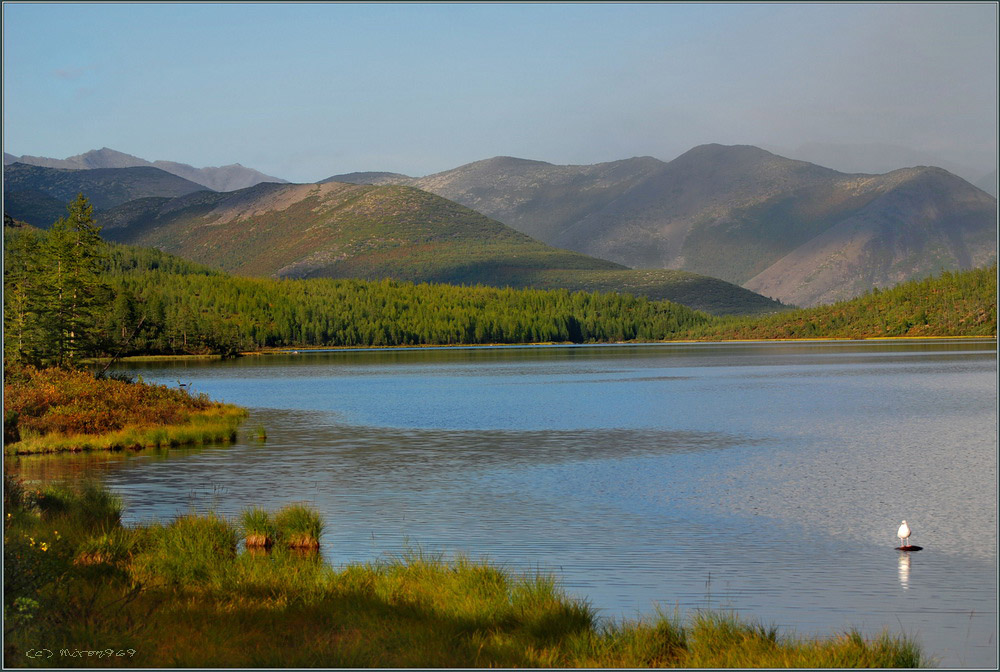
<box><xmin>274</xmin><ymin>503</ymin><xmax>324</xmax><ymax>550</ymax></box>
<box><xmin>240</xmin><ymin>506</ymin><xmax>277</xmax><ymax>549</ymax></box>
<box><xmin>75</xmin><ymin>528</ymin><xmax>140</xmax><ymax>567</ymax></box>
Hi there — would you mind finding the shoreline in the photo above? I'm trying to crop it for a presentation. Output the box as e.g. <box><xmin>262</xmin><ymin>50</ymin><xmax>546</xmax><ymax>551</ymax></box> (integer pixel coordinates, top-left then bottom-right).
<box><xmin>93</xmin><ymin>334</ymin><xmax>997</xmax><ymax>364</ymax></box>
<box><xmin>33</xmin><ymin>335</ymin><xmax>993</xmax><ymax>456</ymax></box>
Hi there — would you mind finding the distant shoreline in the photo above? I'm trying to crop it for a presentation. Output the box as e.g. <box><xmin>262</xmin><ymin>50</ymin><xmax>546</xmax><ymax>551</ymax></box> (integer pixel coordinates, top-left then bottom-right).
<box><xmin>92</xmin><ymin>334</ymin><xmax>996</xmax><ymax>364</ymax></box>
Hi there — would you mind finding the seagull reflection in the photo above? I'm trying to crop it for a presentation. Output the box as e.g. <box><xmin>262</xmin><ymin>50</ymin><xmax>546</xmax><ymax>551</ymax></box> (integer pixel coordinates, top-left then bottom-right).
<box><xmin>898</xmin><ymin>552</ymin><xmax>911</xmax><ymax>590</ymax></box>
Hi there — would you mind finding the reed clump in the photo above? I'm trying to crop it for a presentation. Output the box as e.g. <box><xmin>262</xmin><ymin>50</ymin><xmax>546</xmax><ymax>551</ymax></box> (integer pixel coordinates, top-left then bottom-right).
<box><xmin>3</xmin><ymin>478</ymin><xmax>925</xmax><ymax>668</ymax></box>
<box><xmin>240</xmin><ymin>506</ymin><xmax>277</xmax><ymax>549</ymax></box>
<box><xmin>274</xmin><ymin>503</ymin><xmax>324</xmax><ymax>550</ymax></box>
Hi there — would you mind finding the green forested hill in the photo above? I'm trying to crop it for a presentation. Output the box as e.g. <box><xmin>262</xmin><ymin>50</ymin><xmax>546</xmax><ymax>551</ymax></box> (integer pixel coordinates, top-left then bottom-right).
<box><xmin>363</xmin><ymin>145</ymin><xmax>996</xmax><ymax>307</ymax></box>
<box><xmin>98</xmin><ymin>181</ymin><xmax>782</xmax><ymax>315</ymax></box>
<box><xmin>685</xmin><ymin>266</ymin><xmax>997</xmax><ymax>340</ymax></box>
<box><xmin>3</xmin><ymin>222</ymin><xmax>713</xmax><ymax>360</ymax></box>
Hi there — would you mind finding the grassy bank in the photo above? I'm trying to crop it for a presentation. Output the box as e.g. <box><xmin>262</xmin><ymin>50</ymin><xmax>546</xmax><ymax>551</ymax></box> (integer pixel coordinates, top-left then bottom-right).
<box><xmin>3</xmin><ymin>479</ymin><xmax>924</xmax><ymax>668</ymax></box>
<box><xmin>3</xmin><ymin>365</ymin><xmax>246</xmax><ymax>455</ymax></box>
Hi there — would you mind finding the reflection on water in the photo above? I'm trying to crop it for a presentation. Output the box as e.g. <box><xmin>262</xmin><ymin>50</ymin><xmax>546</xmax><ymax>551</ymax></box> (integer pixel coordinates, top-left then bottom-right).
<box><xmin>10</xmin><ymin>339</ymin><xmax>997</xmax><ymax>668</ymax></box>
<box><xmin>898</xmin><ymin>553</ymin><xmax>911</xmax><ymax>590</ymax></box>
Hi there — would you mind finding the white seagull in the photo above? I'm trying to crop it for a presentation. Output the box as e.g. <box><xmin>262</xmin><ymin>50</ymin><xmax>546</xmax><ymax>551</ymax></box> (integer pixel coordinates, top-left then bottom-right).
<box><xmin>897</xmin><ymin>520</ymin><xmax>911</xmax><ymax>547</ymax></box>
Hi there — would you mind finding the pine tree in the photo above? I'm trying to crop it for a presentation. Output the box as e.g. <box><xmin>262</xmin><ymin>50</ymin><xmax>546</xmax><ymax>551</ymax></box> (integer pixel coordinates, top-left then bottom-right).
<box><xmin>3</xmin><ymin>225</ymin><xmax>47</xmax><ymax>364</ymax></box>
<box><xmin>43</xmin><ymin>194</ymin><xmax>110</xmax><ymax>366</ymax></box>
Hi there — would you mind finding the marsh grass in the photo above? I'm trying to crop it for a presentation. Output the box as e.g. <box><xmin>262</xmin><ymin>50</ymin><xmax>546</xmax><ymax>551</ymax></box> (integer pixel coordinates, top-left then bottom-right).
<box><xmin>35</xmin><ymin>481</ymin><xmax>123</xmax><ymax>541</ymax></box>
<box><xmin>253</xmin><ymin>424</ymin><xmax>267</xmax><ymax>441</ymax></box>
<box><xmin>3</xmin><ymin>480</ymin><xmax>925</xmax><ymax>668</ymax></box>
<box><xmin>132</xmin><ymin>513</ymin><xmax>238</xmax><ymax>586</ymax></box>
<box><xmin>75</xmin><ymin>528</ymin><xmax>140</xmax><ymax>567</ymax></box>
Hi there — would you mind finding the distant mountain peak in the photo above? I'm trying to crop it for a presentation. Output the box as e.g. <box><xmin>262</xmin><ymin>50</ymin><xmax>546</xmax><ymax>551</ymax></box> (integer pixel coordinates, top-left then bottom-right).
<box><xmin>676</xmin><ymin>143</ymin><xmax>781</xmax><ymax>162</ymax></box>
<box><xmin>468</xmin><ymin>156</ymin><xmax>554</xmax><ymax>170</ymax></box>
<box><xmin>319</xmin><ymin>171</ymin><xmax>413</xmax><ymax>185</ymax></box>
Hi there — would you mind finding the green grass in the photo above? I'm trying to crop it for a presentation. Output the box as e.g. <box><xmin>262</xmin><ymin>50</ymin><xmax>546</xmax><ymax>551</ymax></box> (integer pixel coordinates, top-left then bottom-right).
<box><xmin>3</xmin><ymin>479</ymin><xmax>925</xmax><ymax>668</ymax></box>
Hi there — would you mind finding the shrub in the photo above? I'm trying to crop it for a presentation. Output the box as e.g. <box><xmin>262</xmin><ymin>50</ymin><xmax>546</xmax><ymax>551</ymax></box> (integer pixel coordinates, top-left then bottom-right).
<box><xmin>3</xmin><ymin>364</ymin><xmax>214</xmax><ymax>439</ymax></box>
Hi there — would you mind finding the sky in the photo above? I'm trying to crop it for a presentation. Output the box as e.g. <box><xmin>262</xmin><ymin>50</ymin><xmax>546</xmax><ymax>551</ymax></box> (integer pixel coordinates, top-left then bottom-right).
<box><xmin>3</xmin><ymin>2</ymin><xmax>998</xmax><ymax>184</ymax></box>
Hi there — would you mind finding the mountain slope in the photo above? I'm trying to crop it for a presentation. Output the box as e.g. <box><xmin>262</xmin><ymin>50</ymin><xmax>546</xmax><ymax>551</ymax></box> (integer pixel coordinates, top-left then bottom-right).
<box><xmin>4</xmin><ymin>147</ymin><xmax>288</xmax><ymax>191</ymax></box>
<box><xmin>354</xmin><ymin>144</ymin><xmax>996</xmax><ymax>306</ymax></box>
<box><xmin>100</xmin><ymin>181</ymin><xmax>783</xmax><ymax>315</ymax></box>
<box><xmin>3</xmin><ymin>163</ymin><xmax>210</xmax><ymax>222</ymax></box>
<box><xmin>743</xmin><ymin>167</ymin><xmax>999</xmax><ymax>306</ymax></box>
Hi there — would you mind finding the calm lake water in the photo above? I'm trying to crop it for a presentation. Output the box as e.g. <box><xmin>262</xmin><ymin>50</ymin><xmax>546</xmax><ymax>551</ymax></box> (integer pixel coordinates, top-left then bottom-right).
<box><xmin>12</xmin><ymin>340</ymin><xmax>997</xmax><ymax>667</ymax></box>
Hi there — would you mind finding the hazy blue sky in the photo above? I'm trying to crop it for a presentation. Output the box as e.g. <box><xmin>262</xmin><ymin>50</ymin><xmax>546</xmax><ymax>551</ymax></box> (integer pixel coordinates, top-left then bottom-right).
<box><xmin>3</xmin><ymin>2</ymin><xmax>997</xmax><ymax>183</ymax></box>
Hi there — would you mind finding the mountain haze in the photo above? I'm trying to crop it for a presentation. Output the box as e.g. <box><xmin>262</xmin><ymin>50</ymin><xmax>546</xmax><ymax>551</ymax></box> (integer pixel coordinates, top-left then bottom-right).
<box><xmin>4</xmin><ymin>147</ymin><xmax>288</xmax><ymax>192</ymax></box>
<box><xmin>3</xmin><ymin>163</ymin><xmax>209</xmax><ymax>221</ymax></box>
<box><xmin>336</xmin><ymin>144</ymin><xmax>996</xmax><ymax>306</ymax></box>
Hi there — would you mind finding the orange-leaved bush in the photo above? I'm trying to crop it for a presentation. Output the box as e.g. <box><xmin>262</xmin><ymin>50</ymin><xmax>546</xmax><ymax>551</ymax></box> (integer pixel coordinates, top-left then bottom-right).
<box><xmin>4</xmin><ymin>365</ymin><xmax>213</xmax><ymax>438</ymax></box>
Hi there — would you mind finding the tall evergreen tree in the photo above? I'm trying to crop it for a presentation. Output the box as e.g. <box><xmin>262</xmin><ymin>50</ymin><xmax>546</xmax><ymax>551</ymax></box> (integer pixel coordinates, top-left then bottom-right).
<box><xmin>3</xmin><ymin>224</ymin><xmax>47</xmax><ymax>364</ymax></box>
<box><xmin>42</xmin><ymin>194</ymin><xmax>110</xmax><ymax>366</ymax></box>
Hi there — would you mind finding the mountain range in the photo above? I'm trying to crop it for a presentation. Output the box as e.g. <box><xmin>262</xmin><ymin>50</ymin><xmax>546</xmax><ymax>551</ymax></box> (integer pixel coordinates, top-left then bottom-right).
<box><xmin>3</xmin><ymin>147</ymin><xmax>287</xmax><ymax>192</ymax></box>
<box><xmin>326</xmin><ymin>144</ymin><xmax>997</xmax><ymax>306</ymax></box>
<box><xmin>4</xmin><ymin>144</ymin><xmax>995</xmax><ymax>309</ymax></box>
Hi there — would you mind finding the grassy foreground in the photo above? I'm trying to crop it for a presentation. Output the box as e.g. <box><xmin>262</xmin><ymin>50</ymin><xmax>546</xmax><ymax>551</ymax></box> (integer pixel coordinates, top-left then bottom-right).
<box><xmin>3</xmin><ymin>479</ymin><xmax>924</xmax><ymax>668</ymax></box>
<box><xmin>3</xmin><ymin>365</ymin><xmax>246</xmax><ymax>455</ymax></box>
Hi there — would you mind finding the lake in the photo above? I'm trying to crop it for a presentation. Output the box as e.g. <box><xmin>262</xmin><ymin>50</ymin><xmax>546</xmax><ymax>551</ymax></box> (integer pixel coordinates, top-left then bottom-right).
<box><xmin>11</xmin><ymin>339</ymin><xmax>997</xmax><ymax>667</ymax></box>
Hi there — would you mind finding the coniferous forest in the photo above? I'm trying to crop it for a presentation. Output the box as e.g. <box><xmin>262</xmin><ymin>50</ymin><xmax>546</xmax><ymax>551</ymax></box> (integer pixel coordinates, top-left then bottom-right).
<box><xmin>3</xmin><ymin>197</ymin><xmax>711</xmax><ymax>364</ymax></box>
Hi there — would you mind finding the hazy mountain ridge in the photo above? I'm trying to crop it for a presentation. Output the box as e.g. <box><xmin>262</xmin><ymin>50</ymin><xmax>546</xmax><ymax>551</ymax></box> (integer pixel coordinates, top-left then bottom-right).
<box><xmin>321</xmin><ymin>171</ymin><xmax>414</xmax><ymax>185</ymax></box>
<box><xmin>768</xmin><ymin>141</ymin><xmax>998</xmax><ymax>197</ymax></box>
<box><xmin>4</xmin><ymin>147</ymin><xmax>288</xmax><ymax>192</ymax></box>
<box><xmin>3</xmin><ymin>163</ymin><xmax>209</xmax><ymax>213</ymax></box>
<box><xmin>334</xmin><ymin>144</ymin><xmax>996</xmax><ymax>306</ymax></box>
